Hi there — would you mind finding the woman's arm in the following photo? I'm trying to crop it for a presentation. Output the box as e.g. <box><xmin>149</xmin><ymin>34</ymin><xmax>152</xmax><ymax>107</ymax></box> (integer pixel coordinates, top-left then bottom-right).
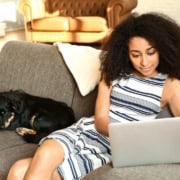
<box><xmin>95</xmin><ymin>79</ymin><xmax>112</xmax><ymax>137</ymax></box>
<box><xmin>165</xmin><ymin>78</ymin><xmax>180</xmax><ymax>116</ymax></box>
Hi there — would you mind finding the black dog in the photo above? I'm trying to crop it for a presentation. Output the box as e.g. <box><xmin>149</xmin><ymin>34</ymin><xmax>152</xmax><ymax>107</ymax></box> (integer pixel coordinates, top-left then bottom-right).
<box><xmin>0</xmin><ymin>90</ymin><xmax>76</xmax><ymax>143</ymax></box>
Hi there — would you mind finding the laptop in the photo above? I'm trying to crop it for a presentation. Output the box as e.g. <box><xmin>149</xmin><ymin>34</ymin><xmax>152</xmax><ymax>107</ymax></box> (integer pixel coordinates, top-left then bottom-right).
<box><xmin>109</xmin><ymin>117</ymin><xmax>180</xmax><ymax>168</ymax></box>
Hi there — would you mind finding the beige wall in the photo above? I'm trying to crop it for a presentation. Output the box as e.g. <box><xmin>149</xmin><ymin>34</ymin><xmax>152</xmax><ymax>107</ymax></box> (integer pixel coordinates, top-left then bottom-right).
<box><xmin>133</xmin><ymin>0</ymin><xmax>180</xmax><ymax>25</ymax></box>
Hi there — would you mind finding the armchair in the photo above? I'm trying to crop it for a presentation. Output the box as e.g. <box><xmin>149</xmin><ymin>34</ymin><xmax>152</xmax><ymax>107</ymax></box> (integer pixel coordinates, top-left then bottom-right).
<box><xmin>18</xmin><ymin>0</ymin><xmax>137</xmax><ymax>43</ymax></box>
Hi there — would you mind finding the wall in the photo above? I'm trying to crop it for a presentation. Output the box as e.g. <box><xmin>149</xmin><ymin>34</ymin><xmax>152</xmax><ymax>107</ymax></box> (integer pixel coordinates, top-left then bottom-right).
<box><xmin>0</xmin><ymin>0</ymin><xmax>24</xmax><ymax>31</ymax></box>
<box><xmin>133</xmin><ymin>0</ymin><xmax>180</xmax><ymax>25</ymax></box>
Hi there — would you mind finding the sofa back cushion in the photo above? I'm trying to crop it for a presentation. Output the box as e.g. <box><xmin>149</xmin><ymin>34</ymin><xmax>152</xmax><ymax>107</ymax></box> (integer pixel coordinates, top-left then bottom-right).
<box><xmin>44</xmin><ymin>0</ymin><xmax>109</xmax><ymax>16</ymax></box>
<box><xmin>0</xmin><ymin>41</ymin><xmax>97</xmax><ymax>120</ymax></box>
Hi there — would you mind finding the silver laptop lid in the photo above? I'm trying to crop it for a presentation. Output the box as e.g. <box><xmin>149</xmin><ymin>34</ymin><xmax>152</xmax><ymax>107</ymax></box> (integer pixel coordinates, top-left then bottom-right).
<box><xmin>109</xmin><ymin>117</ymin><xmax>180</xmax><ymax>168</ymax></box>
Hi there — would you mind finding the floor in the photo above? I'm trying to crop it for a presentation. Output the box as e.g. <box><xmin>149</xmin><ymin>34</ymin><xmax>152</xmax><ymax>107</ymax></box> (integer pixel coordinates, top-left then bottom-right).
<box><xmin>0</xmin><ymin>29</ymin><xmax>25</xmax><ymax>50</ymax></box>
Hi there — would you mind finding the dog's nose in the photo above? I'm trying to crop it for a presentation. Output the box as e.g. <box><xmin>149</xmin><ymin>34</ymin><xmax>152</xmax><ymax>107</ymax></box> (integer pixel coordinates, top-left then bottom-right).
<box><xmin>0</xmin><ymin>124</ymin><xmax>5</xmax><ymax>129</ymax></box>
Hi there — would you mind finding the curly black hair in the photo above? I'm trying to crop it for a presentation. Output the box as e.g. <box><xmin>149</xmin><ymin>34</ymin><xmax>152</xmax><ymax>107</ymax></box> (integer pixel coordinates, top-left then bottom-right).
<box><xmin>100</xmin><ymin>12</ymin><xmax>180</xmax><ymax>86</ymax></box>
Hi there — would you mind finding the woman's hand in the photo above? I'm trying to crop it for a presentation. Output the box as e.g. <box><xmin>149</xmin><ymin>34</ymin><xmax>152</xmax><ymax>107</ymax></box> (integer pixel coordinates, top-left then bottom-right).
<box><xmin>95</xmin><ymin>79</ymin><xmax>112</xmax><ymax>136</ymax></box>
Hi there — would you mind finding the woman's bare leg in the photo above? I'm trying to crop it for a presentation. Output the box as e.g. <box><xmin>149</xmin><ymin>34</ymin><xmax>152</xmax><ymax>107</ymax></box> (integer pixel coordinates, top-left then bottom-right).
<box><xmin>7</xmin><ymin>158</ymin><xmax>32</xmax><ymax>180</ymax></box>
<box><xmin>7</xmin><ymin>139</ymin><xmax>64</xmax><ymax>180</ymax></box>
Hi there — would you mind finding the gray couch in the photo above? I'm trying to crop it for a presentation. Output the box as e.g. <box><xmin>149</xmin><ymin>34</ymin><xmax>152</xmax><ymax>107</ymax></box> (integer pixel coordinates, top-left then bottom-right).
<box><xmin>0</xmin><ymin>40</ymin><xmax>179</xmax><ymax>180</ymax></box>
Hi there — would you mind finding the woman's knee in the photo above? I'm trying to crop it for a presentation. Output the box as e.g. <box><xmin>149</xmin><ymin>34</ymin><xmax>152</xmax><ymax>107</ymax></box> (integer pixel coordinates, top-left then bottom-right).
<box><xmin>7</xmin><ymin>158</ymin><xmax>32</xmax><ymax>180</ymax></box>
<box><xmin>36</xmin><ymin>139</ymin><xmax>65</xmax><ymax>162</ymax></box>
<box><xmin>8</xmin><ymin>140</ymin><xmax>64</xmax><ymax>180</ymax></box>
<box><xmin>26</xmin><ymin>139</ymin><xmax>65</xmax><ymax>174</ymax></box>
<box><xmin>23</xmin><ymin>140</ymin><xmax>64</xmax><ymax>179</ymax></box>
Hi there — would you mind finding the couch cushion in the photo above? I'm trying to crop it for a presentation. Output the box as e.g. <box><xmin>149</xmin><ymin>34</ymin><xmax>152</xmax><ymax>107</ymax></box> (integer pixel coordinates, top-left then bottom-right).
<box><xmin>45</xmin><ymin>0</ymin><xmax>109</xmax><ymax>16</ymax></box>
<box><xmin>69</xmin><ymin>16</ymin><xmax>108</xmax><ymax>32</ymax></box>
<box><xmin>83</xmin><ymin>163</ymin><xmax>180</xmax><ymax>180</ymax></box>
<box><xmin>31</xmin><ymin>17</ymin><xmax>70</xmax><ymax>31</ymax></box>
<box><xmin>0</xmin><ymin>41</ymin><xmax>75</xmax><ymax>107</ymax></box>
<box><xmin>31</xmin><ymin>16</ymin><xmax>108</xmax><ymax>32</ymax></box>
<box><xmin>0</xmin><ymin>41</ymin><xmax>97</xmax><ymax>120</ymax></box>
<box><xmin>0</xmin><ymin>131</ymin><xmax>37</xmax><ymax>179</ymax></box>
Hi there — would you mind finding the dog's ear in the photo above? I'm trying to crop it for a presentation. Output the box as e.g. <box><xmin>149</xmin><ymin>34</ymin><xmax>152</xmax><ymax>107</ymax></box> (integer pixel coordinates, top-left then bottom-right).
<box><xmin>10</xmin><ymin>101</ymin><xmax>25</xmax><ymax>113</ymax></box>
<box><xmin>4</xmin><ymin>90</ymin><xmax>26</xmax><ymax>113</ymax></box>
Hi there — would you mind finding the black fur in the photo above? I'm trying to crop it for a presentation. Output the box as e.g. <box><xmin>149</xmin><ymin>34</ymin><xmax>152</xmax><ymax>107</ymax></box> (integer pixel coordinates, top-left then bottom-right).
<box><xmin>0</xmin><ymin>90</ymin><xmax>76</xmax><ymax>143</ymax></box>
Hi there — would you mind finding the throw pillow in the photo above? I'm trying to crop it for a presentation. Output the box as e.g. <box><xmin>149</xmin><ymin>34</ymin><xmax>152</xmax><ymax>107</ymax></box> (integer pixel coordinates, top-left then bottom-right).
<box><xmin>55</xmin><ymin>43</ymin><xmax>101</xmax><ymax>96</ymax></box>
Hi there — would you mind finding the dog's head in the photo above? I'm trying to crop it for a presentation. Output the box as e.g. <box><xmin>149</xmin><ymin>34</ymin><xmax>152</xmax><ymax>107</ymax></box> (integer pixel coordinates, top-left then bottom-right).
<box><xmin>0</xmin><ymin>91</ymin><xmax>25</xmax><ymax>129</ymax></box>
<box><xmin>0</xmin><ymin>96</ymin><xmax>15</xmax><ymax>129</ymax></box>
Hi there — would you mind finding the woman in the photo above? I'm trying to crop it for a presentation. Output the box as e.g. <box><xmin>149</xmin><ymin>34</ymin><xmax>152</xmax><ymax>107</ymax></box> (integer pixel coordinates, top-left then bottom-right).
<box><xmin>7</xmin><ymin>12</ymin><xmax>180</xmax><ymax>180</ymax></box>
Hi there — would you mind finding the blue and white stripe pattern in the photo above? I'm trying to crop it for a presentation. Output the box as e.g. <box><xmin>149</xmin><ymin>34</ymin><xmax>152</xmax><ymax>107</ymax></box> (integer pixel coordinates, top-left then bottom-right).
<box><xmin>109</xmin><ymin>73</ymin><xmax>168</xmax><ymax>123</ymax></box>
<box><xmin>40</xmin><ymin>117</ymin><xmax>111</xmax><ymax>180</ymax></box>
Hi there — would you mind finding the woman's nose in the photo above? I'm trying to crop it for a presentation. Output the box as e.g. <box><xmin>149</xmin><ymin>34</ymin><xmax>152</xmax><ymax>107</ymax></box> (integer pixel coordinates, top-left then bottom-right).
<box><xmin>140</xmin><ymin>55</ymin><xmax>148</xmax><ymax>66</ymax></box>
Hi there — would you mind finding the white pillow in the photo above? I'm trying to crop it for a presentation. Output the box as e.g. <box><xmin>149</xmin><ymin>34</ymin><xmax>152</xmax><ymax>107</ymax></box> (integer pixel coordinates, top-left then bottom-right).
<box><xmin>55</xmin><ymin>43</ymin><xmax>101</xmax><ymax>96</ymax></box>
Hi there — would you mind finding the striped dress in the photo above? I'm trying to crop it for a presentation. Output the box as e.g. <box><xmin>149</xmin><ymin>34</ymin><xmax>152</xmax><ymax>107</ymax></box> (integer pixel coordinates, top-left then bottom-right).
<box><xmin>40</xmin><ymin>73</ymin><xmax>167</xmax><ymax>180</ymax></box>
<box><xmin>110</xmin><ymin>73</ymin><xmax>167</xmax><ymax>123</ymax></box>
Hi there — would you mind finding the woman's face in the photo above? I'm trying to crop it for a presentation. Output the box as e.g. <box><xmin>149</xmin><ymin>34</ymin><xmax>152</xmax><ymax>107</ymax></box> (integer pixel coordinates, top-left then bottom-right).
<box><xmin>128</xmin><ymin>36</ymin><xmax>159</xmax><ymax>78</ymax></box>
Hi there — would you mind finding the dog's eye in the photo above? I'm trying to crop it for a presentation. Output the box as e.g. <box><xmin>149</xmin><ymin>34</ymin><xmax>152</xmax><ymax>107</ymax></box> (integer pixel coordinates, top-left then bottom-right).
<box><xmin>0</xmin><ymin>110</ymin><xmax>5</xmax><ymax>115</ymax></box>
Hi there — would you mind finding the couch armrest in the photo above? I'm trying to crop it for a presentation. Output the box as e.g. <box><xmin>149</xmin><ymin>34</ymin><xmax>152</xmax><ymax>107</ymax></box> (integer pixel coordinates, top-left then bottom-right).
<box><xmin>18</xmin><ymin>0</ymin><xmax>59</xmax><ymax>22</ymax></box>
<box><xmin>107</xmin><ymin>0</ymin><xmax>137</xmax><ymax>28</ymax></box>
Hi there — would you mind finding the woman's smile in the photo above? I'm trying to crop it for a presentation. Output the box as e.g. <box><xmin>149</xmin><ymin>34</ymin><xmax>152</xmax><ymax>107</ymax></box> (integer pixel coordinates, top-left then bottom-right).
<box><xmin>129</xmin><ymin>37</ymin><xmax>159</xmax><ymax>77</ymax></box>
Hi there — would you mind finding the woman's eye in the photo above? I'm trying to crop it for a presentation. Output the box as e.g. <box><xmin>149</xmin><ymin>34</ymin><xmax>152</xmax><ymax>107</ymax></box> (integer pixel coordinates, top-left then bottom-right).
<box><xmin>147</xmin><ymin>48</ymin><xmax>157</xmax><ymax>56</ymax></box>
<box><xmin>131</xmin><ymin>54</ymin><xmax>140</xmax><ymax>58</ymax></box>
<box><xmin>147</xmin><ymin>51</ymin><xmax>155</xmax><ymax>56</ymax></box>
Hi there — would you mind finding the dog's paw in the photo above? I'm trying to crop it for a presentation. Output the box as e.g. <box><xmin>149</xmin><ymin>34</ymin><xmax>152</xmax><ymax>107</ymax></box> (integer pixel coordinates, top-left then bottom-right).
<box><xmin>16</xmin><ymin>127</ymin><xmax>37</xmax><ymax>136</ymax></box>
